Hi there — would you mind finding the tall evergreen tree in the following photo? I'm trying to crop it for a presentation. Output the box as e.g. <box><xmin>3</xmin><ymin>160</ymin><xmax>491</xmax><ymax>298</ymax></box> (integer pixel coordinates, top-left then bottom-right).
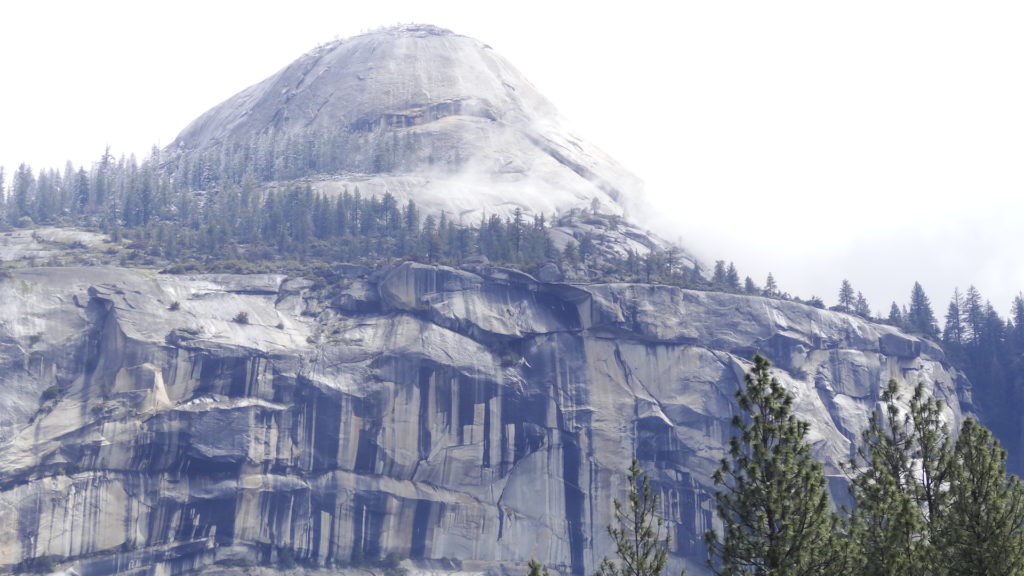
<box><xmin>837</xmin><ymin>280</ymin><xmax>855</xmax><ymax>313</ymax></box>
<box><xmin>596</xmin><ymin>459</ymin><xmax>682</xmax><ymax>576</ymax></box>
<box><xmin>907</xmin><ymin>387</ymin><xmax>952</xmax><ymax>520</ymax></box>
<box><xmin>854</xmin><ymin>291</ymin><xmax>871</xmax><ymax>318</ymax></box>
<box><xmin>847</xmin><ymin>380</ymin><xmax>953</xmax><ymax>576</ymax></box>
<box><xmin>712</xmin><ymin>261</ymin><xmax>728</xmax><ymax>288</ymax></box>
<box><xmin>1010</xmin><ymin>293</ymin><xmax>1024</xmax><ymax>352</ymax></box>
<box><xmin>907</xmin><ymin>282</ymin><xmax>939</xmax><ymax>338</ymax></box>
<box><xmin>707</xmin><ymin>355</ymin><xmax>844</xmax><ymax>576</ymax></box>
<box><xmin>73</xmin><ymin>167</ymin><xmax>90</xmax><ymax>215</ymax></box>
<box><xmin>10</xmin><ymin>163</ymin><xmax>34</xmax><ymax>224</ymax></box>
<box><xmin>763</xmin><ymin>273</ymin><xmax>778</xmax><ymax>298</ymax></box>
<box><xmin>935</xmin><ymin>418</ymin><xmax>1024</xmax><ymax>576</ymax></box>
<box><xmin>888</xmin><ymin>301</ymin><xmax>904</xmax><ymax>327</ymax></box>
<box><xmin>846</xmin><ymin>381</ymin><xmax>927</xmax><ymax>576</ymax></box>
<box><xmin>943</xmin><ymin>289</ymin><xmax>965</xmax><ymax>347</ymax></box>
<box><xmin>725</xmin><ymin>262</ymin><xmax>741</xmax><ymax>292</ymax></box>
<box><xmin>962</xmin><ymin>285</ymin><xmax>985</xmax><ymax>345</ymax></box>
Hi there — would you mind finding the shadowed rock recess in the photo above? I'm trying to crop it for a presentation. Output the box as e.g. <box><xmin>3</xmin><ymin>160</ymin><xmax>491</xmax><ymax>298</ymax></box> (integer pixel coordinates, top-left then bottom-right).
<box><xmin>0</xmin><ymin>25</ymin><xmax>968</xmax><ymax>576</ymax></box>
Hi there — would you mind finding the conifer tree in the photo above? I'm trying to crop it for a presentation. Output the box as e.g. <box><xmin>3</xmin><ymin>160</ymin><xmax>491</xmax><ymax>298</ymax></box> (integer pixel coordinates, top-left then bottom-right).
<box><xmin>596</xmin><ymin>459</ymin><xmax>682</xmax><ymax>576</ymax></box>
<box><xmin>854</xmin><ymin>291</ymin><xmax>871</xmax><ymax>318</ymax></box>
<box><xmin>846</xmin><ymin>381</ymin><xmax>929</xmax><ymax>576</ymax></box>
<box><xmin>907</xmin><ymin>282</ymin><xmax>939</xmax><ymax>338</ymax></box>
<box><xmin>10</xmin><ymin>163</ymin><xmax>34</xmax><ymax>225</ymax></box>
<box><xmin>713</xmin><ymin>261</ymin><xmax>728</xmax><ymax>288</ymax></box>
<box><xmin>744</xmin><ymin>277</ymin><xmax>758</xmax><ymax>295</ymax></box>
<box><xmin>908</xmin><ymin>382</ymin><xmax>953</xmax><ymax>521</ymax></box>
<box><xmin>846</xmin><ymin>380</ymin><xmax>953</xmax><ymax>576</ymax></box>
<box><xmin>763</xmin><ymin>273</ymin><xmax>778</xmax><ymax>298</ymax></box>
<box><xmin>943</xmin><ymin>289</ymin><xmax>965</xmax><ymax>348</ymax></box>
<box><xmin>935</xmin><ymin>418</ymin><xmax>1024</xmax><ymax>576</ymax></box>
<box><xmin>1010</xmin><ymin>293</ymin><xmax>1024</xmax><ymax>352</ymax></box>
<box><xmin>707</xmin><ymin>355</ymin><xmax>843</xmax><ymax>576</ymax></box>
<box><xmin>725</xmin><ymin>262</ymin><xmax>741</xmax><ymax>292</ymax></box>
<box><xmin>888</xmin><ymin>301</ymin><xmax>904</xmax><ymax>327</ymax></box>
<box><xmin>837</xmin><ymin>280</ymin><xmax>855</xmax><ymax>313</ymax></box>
<box><xmin>961</xmin><ymin>285</ymin><xmax>985</xmax><ymax>345</ymax></box>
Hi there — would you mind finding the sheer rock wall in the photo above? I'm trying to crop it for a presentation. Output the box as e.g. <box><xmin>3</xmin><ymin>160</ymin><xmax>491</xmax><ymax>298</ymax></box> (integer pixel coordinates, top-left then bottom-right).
<box><xmin>0</xmin><ymin>264</ymin><xmax>966</xmax><ymax>575</ymax></box>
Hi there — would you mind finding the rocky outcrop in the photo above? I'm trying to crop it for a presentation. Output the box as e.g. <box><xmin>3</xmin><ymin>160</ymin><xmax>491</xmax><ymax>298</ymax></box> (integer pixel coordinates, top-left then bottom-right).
<box><xmin>0</xmin><ymin>263</ymin><xmax>967</xmax><ymax>575</ymax></box>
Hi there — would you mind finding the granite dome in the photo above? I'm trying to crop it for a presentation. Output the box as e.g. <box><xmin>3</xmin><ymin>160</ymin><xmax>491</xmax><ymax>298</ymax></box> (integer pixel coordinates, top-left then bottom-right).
<box><xmin>169</xmin><ymin>24</ymin><xmax>643</xmax><ymax>221</ymax></box>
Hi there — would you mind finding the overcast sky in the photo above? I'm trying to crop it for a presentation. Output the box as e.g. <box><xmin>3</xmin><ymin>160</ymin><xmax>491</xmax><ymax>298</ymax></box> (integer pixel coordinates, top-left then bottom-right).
<box><xmin>2</xmin><ymin>1</ymin><xmax>1023</xmax><ymax>317</ymax></box>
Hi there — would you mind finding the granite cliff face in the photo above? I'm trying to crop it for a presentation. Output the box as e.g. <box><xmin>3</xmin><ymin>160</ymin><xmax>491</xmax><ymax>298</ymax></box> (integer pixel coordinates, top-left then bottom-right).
<box><xmin>0</xmin><ymin>263</ymin><xmax>966</xmax><ymax>575</ymax></box>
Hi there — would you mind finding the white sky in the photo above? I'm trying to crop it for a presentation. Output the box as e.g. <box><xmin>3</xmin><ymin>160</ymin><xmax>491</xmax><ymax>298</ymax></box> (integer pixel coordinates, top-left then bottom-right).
<box><xmin>2</xmin><ymin>1</ymin><xmax>1023</xmax><ymax>317</ymax></box>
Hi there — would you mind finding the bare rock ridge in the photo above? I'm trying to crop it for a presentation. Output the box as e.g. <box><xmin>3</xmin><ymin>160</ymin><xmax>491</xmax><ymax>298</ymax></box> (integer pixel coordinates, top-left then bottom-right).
<box><xmin>169</xmin><ymin>24</ymin><xmax>643</xmax><ymax>223</ymax></box>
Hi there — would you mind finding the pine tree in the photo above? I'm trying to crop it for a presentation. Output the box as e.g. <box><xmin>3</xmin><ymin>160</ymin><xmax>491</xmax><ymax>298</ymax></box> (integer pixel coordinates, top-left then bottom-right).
<box><xmin>962</xmin><ymin>285</ymin><xmax>984</xmax><ymax>345</ymax></box>
<box><xmin>763</xmin><ymin>273</ymin><xmax>778</xmax><ymax>298</ymax></box>
<box><xmin>888</xmin><ymin>302</ymin><xmax>904</xmax><ymax>327</ymax></box>
<box><xmin>707</xmin><ymin>355</ymin><xmax>843</xmax><ymax>576</ymax></box>
<box><xmin>907</xmin><ymin>282</ymin><xmax>939</xmax><ymax>338</ymax></box>
<box><xmin>847</xmin><ymin>380</ymin><xmax>953</xmax><ymax>576</ymax></box>
<box><xmin>846</xmin><ymin>381</ymin><xmax>929</xmax><ymax>576</ymax></box>
<box><xmin>726</xmin><ymin>262</ymin><xmax>741</xmax><ymax>292</ymax></box>
<box><xmin>1013</xmin><ymin>297</ymin><xmax>1024</xmax><ymax>327</ymax></box>
<box><xmin>596</xmin><ymin>459</ymin><xmax>682</xmax><ymax>576</ymax></box>
<box><xmin>713</xmin><ymin>261</ymin><xmax>728</xmax><ymax>288</ymax></box>
<box><xmin>511</xmin><ymin>207</ymin><xmax>525</xmax><ymax>258</ymax></box>
<box><xmin>1010</xmin><ymin>293</ymin><xmax>1024</xmax><ymax>352</ymax></box>
<box><xmin>854</xmin><ymin>291</ymin><xmax>871</xmax><ymax>318</ymax></box>
<box><xmin>10</xmin><ymin>163</ymin><xmax>34</xmax><ymax>225</ymax></box>
<box><xmin>943</xmin><ymin>289</ymin><xmax>965</xmax><ymax>348</ymax></box>
<box><xmin>908</xmin><ymin>383</ymin><xmax>953</xmax><ymax>521</ymax></box>
<box><xmin>837</xmin><ymin>280</ymin><xmax>855</xmax><ymax>313</ymax></box>
<box><xmin>935</xmin><ymin>418</ymin><xmax>1024</xmax><ymax>576</ymax></box>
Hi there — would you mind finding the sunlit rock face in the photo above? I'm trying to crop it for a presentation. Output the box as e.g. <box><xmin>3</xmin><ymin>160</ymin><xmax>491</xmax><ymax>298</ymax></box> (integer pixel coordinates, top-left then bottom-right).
<box><xmin>0</xmin><ymin>263</ymin><xmax>966</xmax><ymax>575</ymax></box>
<box><xmin>168</xmin><ymin>24</ymin><xmax>643</xmax><ymax>223</ymax></box>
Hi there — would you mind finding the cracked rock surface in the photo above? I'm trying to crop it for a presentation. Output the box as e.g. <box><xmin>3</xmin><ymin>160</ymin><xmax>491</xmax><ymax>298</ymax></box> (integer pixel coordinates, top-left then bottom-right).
<box><xmin>0</xmin><ymin>262</ymin><xmax>967</xmax><ymax>575</ymax></box>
